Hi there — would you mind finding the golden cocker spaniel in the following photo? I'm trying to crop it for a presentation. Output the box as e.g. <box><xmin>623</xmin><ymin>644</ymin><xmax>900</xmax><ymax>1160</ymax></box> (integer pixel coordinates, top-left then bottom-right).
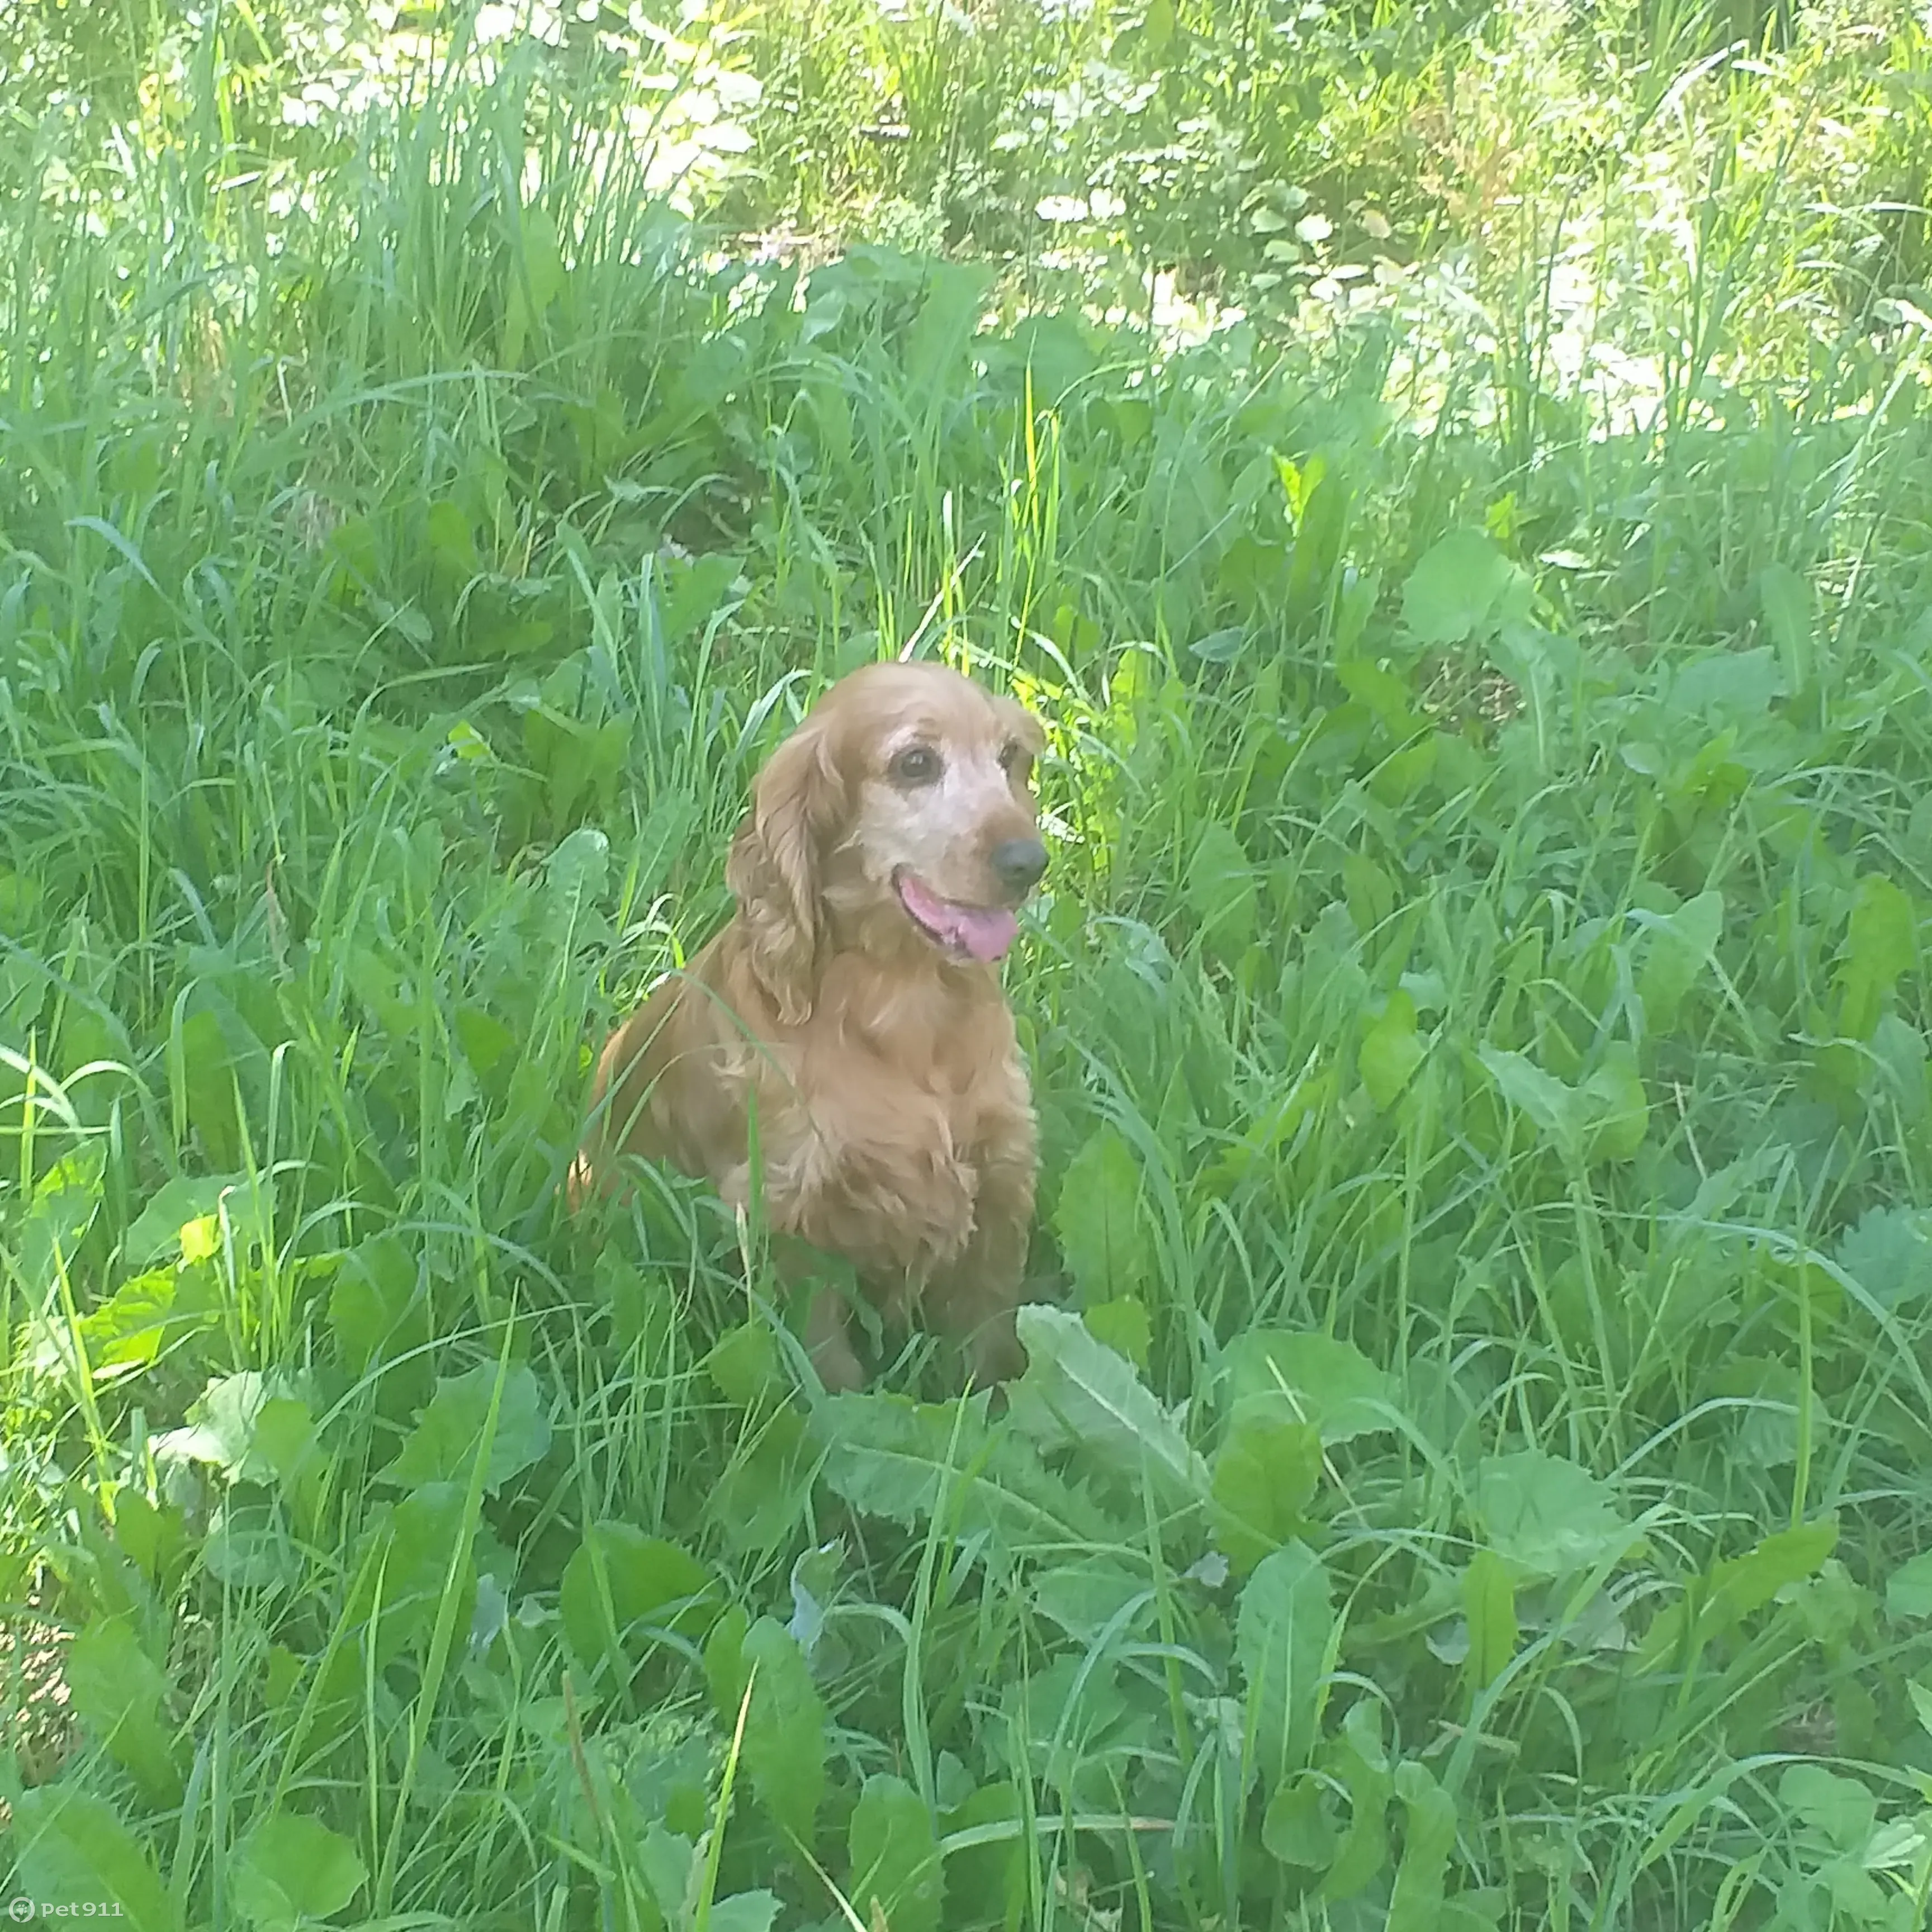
<box><xmin>570</xmin><ymin>660</ymin><xmax>1049</xmax><ymax>1392</ymax></box>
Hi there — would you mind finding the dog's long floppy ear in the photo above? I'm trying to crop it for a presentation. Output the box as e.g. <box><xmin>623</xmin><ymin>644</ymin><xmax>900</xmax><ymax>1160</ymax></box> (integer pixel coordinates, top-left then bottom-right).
<box><xmin>995</xmin><ymin>693</ymin><xmax>1047</xmax><ymax>764</ymax></box>
<box><xmin>725</xmin><ymin>715</ymin><xmax>845</xmax><ymax>1025</ymax></box>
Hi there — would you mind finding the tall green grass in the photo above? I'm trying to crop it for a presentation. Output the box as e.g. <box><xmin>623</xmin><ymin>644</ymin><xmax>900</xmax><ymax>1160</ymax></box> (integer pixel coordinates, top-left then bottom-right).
<box><xmin>5</xmin><ymin>0</ymin><xmax>1932</xmax><ymax>1926</ymax></box>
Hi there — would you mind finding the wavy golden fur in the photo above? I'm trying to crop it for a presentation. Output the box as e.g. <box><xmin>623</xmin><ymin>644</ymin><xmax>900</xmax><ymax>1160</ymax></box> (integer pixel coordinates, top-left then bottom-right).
<box><xmin>570</xmin><ymin>660</ymin><xmax>1050</xmax><ymax>1391</ymax></box>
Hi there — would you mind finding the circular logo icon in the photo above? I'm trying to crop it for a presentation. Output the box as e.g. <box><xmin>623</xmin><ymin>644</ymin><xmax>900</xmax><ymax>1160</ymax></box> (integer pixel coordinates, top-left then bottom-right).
<box><xmin>6</xmin><ymin>1898</ymin><xmax>34</xmax><ymax>1924</ymax></box>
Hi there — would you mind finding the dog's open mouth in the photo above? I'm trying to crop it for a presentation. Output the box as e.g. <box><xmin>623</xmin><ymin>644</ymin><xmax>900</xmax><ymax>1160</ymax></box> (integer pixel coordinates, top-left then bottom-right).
<box><xmin>894</xmin><ymin>868</ymin><xmax>1020</xmax><ymax>963</ymax></box>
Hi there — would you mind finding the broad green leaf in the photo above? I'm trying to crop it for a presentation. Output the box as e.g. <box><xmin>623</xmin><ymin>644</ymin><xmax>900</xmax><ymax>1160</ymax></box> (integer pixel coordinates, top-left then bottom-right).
<box><xmin>1778</xmin><ymin>1764</ymin><xmax>1876</xmax><ymax>1856</ymax></box>
<box><xmin>1910</xmin><ymin>1679</ymin><xmax>1932</xmax><ymax>1736</ymax></box>
<box><xmin>560</xmin><ymin>1526</ymin><xmax>716</xmax><ymax>1674</ymax></box>
<box><xmin>704</xmin><ymin>1896</ymin><xmax>780</xmax><ymax>1932</ymax></box>
<box><xmin>1462</xmin><ymin>1549</ymin><xmax>1517</xmax><ymax>1695</ymax></box>
<box><xmin>1479</xmin><ymin>1046</ymin><xmax>1647</xmax><ymax>1167</ymax></box>
<box><xmin>16</xmin><ymin>1149</ymin><xmax>105</xmax><ymax>1299</ymax></box>
<box><xmin>78</xmin><ymin>1263</ymin><xmax>217</xmax><ymax>1376</ymax></box>
<box><xmin>154</xmin><ymin>1372</ymin><xmax>284</xmax><ymax>1483</ymax></box>
<box><xmin>634</xmin><ymin>1823</ymin><xmax>697</xmax><ymax>1923</ymax></box>
<box><xmin>1360</xmin><ymin>990</ymin><xmax>1425</xmax><ymax>1110</ymax></box>
<box><xmin>230</xmin><ymin>1812</ymin><xmax>367</xmax><ymax>1930</ymax></box>
<box><xmin>1838</xmin><ymin>873</ymin><xmax>1919</xmax><ymax>1040</ymax></box>
<box><xmin>176</xmin><ymin>1005</ymin><xmax>242</xmax><ymax>1167</ymax></box>
<box><xmin>1636</xmin><ymin>889</ymin><xmax>1724</xmax><ymax>1034</ymax></box>
<box><xmin>1186</xmin><ymin>821</ymin><xmax>1258</xmax><ymax>955</ymax></box>
<box><xmin>327</xmin><ymin>1234</ymin><xmax>425</xmax><ymax>1371</ymax></box>
<box><xmin>0</xmin><ymin>954</ymin><xmax>44</xmax><ymax>1043</ymax></box>
<box><xmin>454</xmin><ymin>1005</ymin><xmax>515</xmax><ymax>1083</ymax></box>
<box><xmin>1053</xmin><ymin>1124</ymin><xmax>1148</xmax><ymax>1303</ymax></box>
<box><xmin>1262</xmin><ymin>1772</ymin><xmax>1336</xmax><ymax>1869</ymax></box>
<box><xmin>1336</xmin><ymin>656</ymin><xmax>1419</xmax><ymax>741</ymax></box>
<box><xmin>785</xmin><ymin>1540</ymin><xmax>842</xmax><ymax>1663</ymax></box>
<box><xmin>1224</xmin><ymin>1330</ymin><xmax>1394</xmax><ymax>1443</ymax></box>
<box><xmin>1212</xmin><ymin>1415</ymin><xmax>1320</xmax><ymax>1574</ymax></box>
<box><xmin>940</xmin><ymin>1779</ymin><xmax>1026</xmax><ymax>1925</ymax></box>
<box><xmin>1636</xmin><ymin>1519</ymin><xmax>1838</xmax><ymax>1671</ymax></box>
<box><xmin>124</xmin><ymin>1172</ymin><xmax>242</xmax><ymax>1268</ymax></box>
<box><xmin>1581</xmin><ymin>1046</ymin><xmax>1650</xmax><ymax>1164</ymax></box>
<box><xmin>181</xmin><ymin>1211</ymin><xmax>221</xmax><ymax>1263</ymax></box>
<box><xmin>1872</xmin><ymin>1013</ymin><xmax>1929</xmax><ymax>1122</ymax></box>
<box><xmin>1758</xmin><ymin>561</ymin><xmax>1814</xmax><ymax>685</ymax></box>
<box><xmin>12</xmin><ymin>1787</ymin><xmax>180</xmax><ymax>1931</ymax></box>
<box><xmin>1387</xmin><ymin>1759</ymin><xmax>1457</xmax><ymax>1931</ymax></box>
<box><xmin>66</xmin><ymin>1615</ymin><xmax>182</xmax><ymax>1807</ymax></box>
<box><xmin>1785</xmin><ymin>1556</ymin><xmax>1869</xmax><ymax>1650</ymax></box>
<box><xmin>906</xmin><ymin>258</ymin><xmax>997</xmax><ymax>396</ymax></box>
<box><xmin>544</xmin><ymin>825</ymin><xmax>610</xmax><ymax>913</ymax></box>
<box><xmin>1323</xmin><ymin>1700</ymin><xmax>1393</xmax><ymax>1901</ymax></box>
<box><xmin>1370</xmin><ymin>733</ymin><xmax>1438</xmax><ymax>806</ymax></box>
<box><xmin>363</xmin><ymin>1484</ymin><xmax>476</xmax><ymax>1669</ymax></box>
<box><xmin>203</xmin><ymin>1510</ymin><xmax>304</xmax><ymax>1591</ymax></box>
<box><xmin>385</xmin><ymin>1361</ymin><xmax>551</xmax><ymax>1494</ymax></box>
<box><xmin>1083</xmin><ymin>1295</ymin><xmax>1152</xmax><ymax>1367</ymax></box>
<box><xmin>1000</xmin><ymin>1650</ymin><xmax>1133</xmax><ymax>1809</ymax></box>
<box><xmin>1669</xmin><ymin>645</ymin><xmax>1786</xmax><ymax>726</ymax></box>
<box><xmin>1850</xmin><ymin>875</ymin><xmax>1918</xmax><ymax>985</ymax></box>
<box><xmin>1190</xmin><ymin>624</ymin><xmax>1247</xmax><ymax>664</ymax></box>
<box><xmin>1236</xmin><ymin>1541</ymin><xmax>1336</xmax><ymax>1788</ymax></box>
<box><xmin>1706</xmin><ymin>1521</ymin><xmax>1839</xmax><ymax>1627</ymax></box>
<box><xmin>659</xmin><ymin>548</ymin><xmax>748</xmax><ymax>650</ymax></box>
<box><xmin>1401</xmin><ymin>528</ymin><xmax>1526</xmax><ymax>646</ymax></box>
<box><xmin>1480</xmin><ymin>1046</ymin><xmax>1587</xmax><ymax>1159</ymax></box>
<box><xmin>714</xmin><ymin>1404</ymin><xmax>815</xmax><ymax>1556</ymax></box>
<box><xmin>113</xmin><ymin>1489</ymin><xmax>187</xmax><ymax>1584</ymax></box>
<box><xmin>500</xmin><ymin>205</ymin><xmax>565</xmax><ymax>366</ymax></box>
<box><xmin>815</xmin><ymin>1393</ymin><xmax>1120</xmax><ymax>1556</ymax></box>
<box><xmin>1886</xmin><ymin>1549</ymin><xmax>1932</xmax><ymax>1622</ymax></box>
<box><xmin>1343</xmin><ymin>850</ymin><xmax>1396</xmax><ymax>935</ymax></box>
<box><xmin>1009</xmin><ymin>1304</ymin><xmax>1208</xmax><ymax>1509</ymax></box>
<box><xmin>1490</xmin><ymin>618</ymin><xmax>1583</xmax><ymax>715</ymax></box>
<box><xmin>1472</xmin><ymin>1450</ymin><xmax>1630</xmax><ymax>1580</ymax></box>
<box><xmin>1030</xmin><ymin>1557</ymin><xmax>1150</xmax><ymax>1644</ymax></box>
<box><xmin>264</xmin><ymin>1645</ymin><xmax>302</xmax><ymax>1709</ymax></box>
<box><xmin>252</xmin><ymin>1396</ymin><xmax>323</xmax><ymax>1527</ymax></box>
<box><xmin>848</xmin><ymin>1774</ymin><xmax>944</xmax><ymax>1932</ymax></box>
<box><xmin>1836</xmin><ymin>1207</ymin><xmax>1932</xmax><ymax>1311</ymax></box>
<box><xmin>600</xmin><ymin>1247</ymin><xmax>678</xmax><ymax>1360</ymax></box>
<box><xmin>703</xmin><ymin>1319</ymin><xmax>784</xmax><ymax>1407</ymax></box>
<box><xmin>1006</xmin><ymin>313</ymin><xmax>1101</xmax><ymax>412</ymax></box>
<box><xmin>704</xmin><ymin>1613</ymin><xmax>827</xmax><ymax>1843</ymax></box>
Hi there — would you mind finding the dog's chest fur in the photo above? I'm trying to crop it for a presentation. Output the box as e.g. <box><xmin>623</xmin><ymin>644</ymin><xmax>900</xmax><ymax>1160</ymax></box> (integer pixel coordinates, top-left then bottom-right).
<box><xmin>731</xmin><ymin>954</ymin><xmax>1030</xmax><ymax>1281</ymax></box>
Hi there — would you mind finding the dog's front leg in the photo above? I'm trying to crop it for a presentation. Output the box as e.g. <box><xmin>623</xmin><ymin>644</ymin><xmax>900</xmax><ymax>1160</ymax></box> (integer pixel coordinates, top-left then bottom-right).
<box><xmin>803</xmin><ymin>1278</ymin><xmax>867</xmax><ymax>1393</ymax></box>
<box><xmin>927</xmin><ymin>1153</ymin><xmax>1034</xmax><ymax>1388</ymax></box>
<box><xmin>765</xmin><ymin>1231</ymin><xmax>868</xmax><ymax>1394</ymax></box>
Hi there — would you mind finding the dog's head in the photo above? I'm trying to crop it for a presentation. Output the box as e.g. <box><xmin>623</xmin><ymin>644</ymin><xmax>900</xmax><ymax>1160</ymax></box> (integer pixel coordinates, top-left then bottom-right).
<box><xmin>725</xmin><ymin>661</ymin><xmax>1048</xmax><ymax>1023</ymax></box>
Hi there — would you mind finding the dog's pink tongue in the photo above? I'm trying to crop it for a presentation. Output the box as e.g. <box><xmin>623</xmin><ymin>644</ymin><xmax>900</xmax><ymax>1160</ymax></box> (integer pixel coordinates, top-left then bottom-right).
<box><xmin>900</xmin><ymin>875</ymin><xmax>1019</xmax><ymax>962</ymax></box>
<box><xmin>953</xmin><ymin>905</ymin><xmax>1019</xmax><ymax>962</ymax></box>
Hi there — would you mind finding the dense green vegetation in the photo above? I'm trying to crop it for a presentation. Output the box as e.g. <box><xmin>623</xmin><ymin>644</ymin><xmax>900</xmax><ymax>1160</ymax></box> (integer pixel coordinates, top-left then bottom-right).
<box><xmin>6</xmin><ymin>0</ymin><xmax>1932</xmax><ymax>1923</ymax></box>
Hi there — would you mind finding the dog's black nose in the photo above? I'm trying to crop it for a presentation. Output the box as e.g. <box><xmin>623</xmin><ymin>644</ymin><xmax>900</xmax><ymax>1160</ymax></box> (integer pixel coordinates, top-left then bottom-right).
<box><xmin>991</xmin><ymin>836</ymin><xmax>1048</xmax><ymax>897</ymax></box>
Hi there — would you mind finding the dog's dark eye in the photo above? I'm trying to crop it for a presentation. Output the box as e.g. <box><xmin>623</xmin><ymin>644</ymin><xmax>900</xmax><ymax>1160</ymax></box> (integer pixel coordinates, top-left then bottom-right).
<box><xmin>999</xmin><ymin>738</ymin><xmax>1031</xmax><ymax>778</ymax></box>
<box><xmin>892</xmin><ymin>745</ymin><xmax>941</xmax><ymax>786</ymax></box>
